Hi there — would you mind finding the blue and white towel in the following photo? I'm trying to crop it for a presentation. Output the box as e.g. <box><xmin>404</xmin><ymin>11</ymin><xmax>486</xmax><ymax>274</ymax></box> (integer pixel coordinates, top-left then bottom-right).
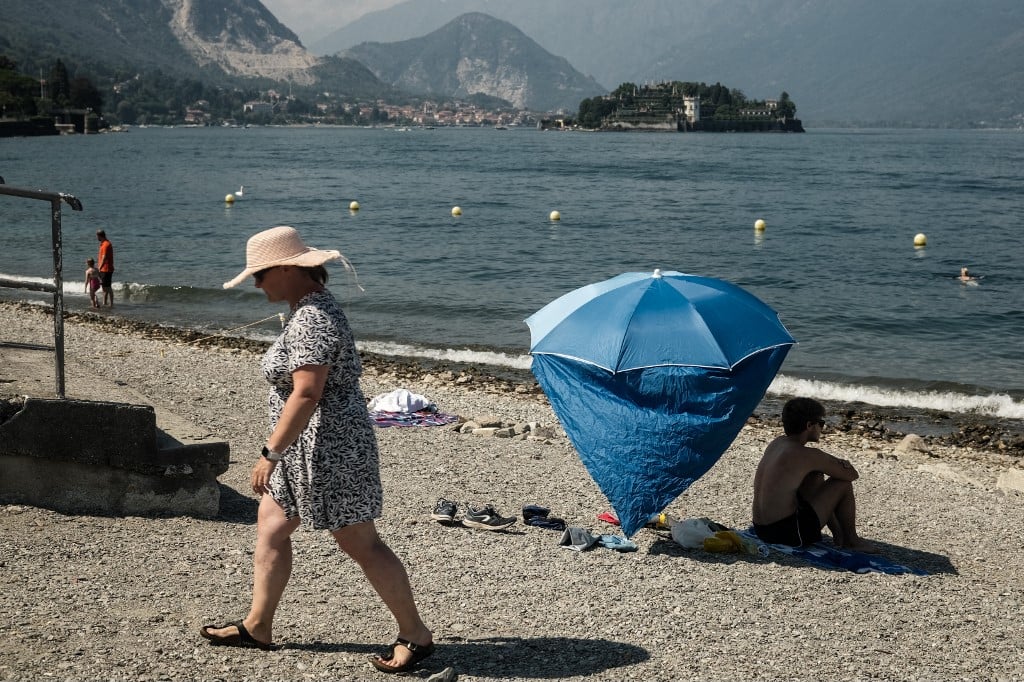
<box><xmin>737</xmin><ymin>528</ymin><xmax>928</xmax><ymax>576</ymax></box>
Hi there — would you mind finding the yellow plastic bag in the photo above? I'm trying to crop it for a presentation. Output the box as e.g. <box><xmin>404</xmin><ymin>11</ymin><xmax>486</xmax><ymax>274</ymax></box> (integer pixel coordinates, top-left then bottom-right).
<box><xmin>703</xmin><ymin>530</ymin><xmax>769</xmax><ymax>556</ymax></box>
<box><xmin>703</xmin><ymin>530</ymin><xmax>745</xmax><ymax>553</ymax></box>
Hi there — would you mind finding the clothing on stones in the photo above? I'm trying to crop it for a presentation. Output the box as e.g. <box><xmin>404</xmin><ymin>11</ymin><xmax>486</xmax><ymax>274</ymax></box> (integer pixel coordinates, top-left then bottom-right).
<box><xmin>262</xmin><ymin>289</ymin><xmax>382</xmax><ymax>531</ymax></box>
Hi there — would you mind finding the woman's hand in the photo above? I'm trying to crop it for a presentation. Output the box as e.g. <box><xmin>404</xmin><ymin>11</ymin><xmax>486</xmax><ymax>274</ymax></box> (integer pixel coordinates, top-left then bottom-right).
<box><xmin>251</xmin><ymin>457</ymin><xmax>277</xmax><ymax>495</ymax></box>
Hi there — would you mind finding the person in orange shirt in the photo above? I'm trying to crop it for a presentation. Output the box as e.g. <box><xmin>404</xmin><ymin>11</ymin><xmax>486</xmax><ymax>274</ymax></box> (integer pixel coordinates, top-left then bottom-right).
<box><xmin>96</xmin><ymin>230</ymin><xmax>114</xmax><ymax>307</ymax></box>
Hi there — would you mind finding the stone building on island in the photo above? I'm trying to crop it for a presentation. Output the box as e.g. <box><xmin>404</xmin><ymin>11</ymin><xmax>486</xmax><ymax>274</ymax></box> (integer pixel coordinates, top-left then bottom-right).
<box><xmin>593</xmin><ymin>81</ymin><xmax>802</xmax><ymax>132</ymax></box>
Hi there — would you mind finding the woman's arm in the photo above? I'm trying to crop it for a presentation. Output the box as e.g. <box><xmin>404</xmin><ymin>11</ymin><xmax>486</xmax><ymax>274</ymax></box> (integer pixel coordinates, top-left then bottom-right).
<box><xmin>251</xmin><ymin>364</ymin><xmax>329</xmax><ymax>494</ymax></box>
<box><xmin>268</xmin><ymin>364</ymin><xmax>329</xmax><ymax>452</ymax></box>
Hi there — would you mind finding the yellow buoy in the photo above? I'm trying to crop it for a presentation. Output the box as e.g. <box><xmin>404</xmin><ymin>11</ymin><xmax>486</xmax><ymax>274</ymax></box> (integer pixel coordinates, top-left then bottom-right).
<box><xmin>451</xmin><ymin>206</ymin><xmax>462</xmax><ymax>217</ymax></box>
<box><xmin>224</xmin><ymin>193</ymin><xmax>235</xmax><ymax>204</ymax></box>
<box><xmin>914</xmin><ymin>233</ymin><xmax>927</xmax><ymax>247</ymax></box>
<box><xmin>754</xmin><ymin>218</ymin><xmax>766</xmax><ymax>231</ymax></box>
<box><xmin>549</xmin><ymin>210</ymin><xmax>561</xmax><ymax>221</ymax></box>
<box><xmin>349</xmin><ymin>200</ymin><xmax>360</xmax><ymax>211</ymax></box>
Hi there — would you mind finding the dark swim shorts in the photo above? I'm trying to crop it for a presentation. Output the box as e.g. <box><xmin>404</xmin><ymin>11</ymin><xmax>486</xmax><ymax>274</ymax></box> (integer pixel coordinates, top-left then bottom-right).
<box><xmin>100</xmin><ymin>271</ymin><xmax>113</xmax><ymax>288</ymax></box>
<box><xmin>753</xmin><ymin>497</ymin><xmax>822</xmax><ymax>546</ymax></box>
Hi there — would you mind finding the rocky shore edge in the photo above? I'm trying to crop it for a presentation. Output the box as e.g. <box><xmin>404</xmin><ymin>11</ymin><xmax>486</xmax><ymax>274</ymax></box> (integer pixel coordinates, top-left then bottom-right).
<box><xmin>6</xmin><ymin>300</ymin><xmax>1023</xmax><ymax>462</ymax></box>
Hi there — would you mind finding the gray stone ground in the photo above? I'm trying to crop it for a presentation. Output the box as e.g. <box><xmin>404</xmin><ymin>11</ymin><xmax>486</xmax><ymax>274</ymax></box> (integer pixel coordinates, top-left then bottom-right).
<box><xmin>1</xmin><ymin>302</ymin><xmax>1023</xmax><ymax>681</ymax></box>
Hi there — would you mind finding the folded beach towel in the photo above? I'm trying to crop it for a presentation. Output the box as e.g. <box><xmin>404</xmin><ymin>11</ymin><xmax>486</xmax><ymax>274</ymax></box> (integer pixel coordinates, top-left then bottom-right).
<box><xmin>736</xmin><ymin>528</ymin><xmax>927</xmax><ymax>575</ymax></box>
<box><xmin>370</xmin><ymin>410</ymin><xmax>460</xmax><ymax>428</ymax></box>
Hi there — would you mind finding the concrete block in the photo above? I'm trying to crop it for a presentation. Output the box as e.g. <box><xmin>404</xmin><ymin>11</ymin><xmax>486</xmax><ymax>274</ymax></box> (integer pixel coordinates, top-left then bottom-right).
<box><xmin>0</xmin><ymin>397</ymin><xmax>229</xmax><ymax>518</ymax></box>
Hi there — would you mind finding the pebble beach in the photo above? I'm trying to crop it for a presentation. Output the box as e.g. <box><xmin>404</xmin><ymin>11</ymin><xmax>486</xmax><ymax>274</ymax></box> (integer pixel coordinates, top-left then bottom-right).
<box><xmin>1</xmin><ymin>301</ymin><xmax>1023</xmax><ymax>682</ymax></box>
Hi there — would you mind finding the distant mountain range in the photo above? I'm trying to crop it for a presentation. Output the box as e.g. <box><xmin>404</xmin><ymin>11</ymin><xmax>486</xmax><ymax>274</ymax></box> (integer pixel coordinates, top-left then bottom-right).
<box><xmin>343</xmin><ymin>13</ymin><xmax>604</xmax><ymax>111</ymax></box>
<box><xmin>311</xmin><ymin>0</ymin><xmax>1024</xmax><ymax>127</ymax></box>
<box><xmin>5</xmin><ymin>0</ymin><xmax>1023</xmax><ymax>126</ymax></box>
<box><xmin>1</xmin><ymin>0</ymin><xmax>317</xmax><ymax>84</ymax></box>
<box><xmin>0</xmin><ymin>1</ymin><xmax>597</xmax><ymax>114</ymax></box>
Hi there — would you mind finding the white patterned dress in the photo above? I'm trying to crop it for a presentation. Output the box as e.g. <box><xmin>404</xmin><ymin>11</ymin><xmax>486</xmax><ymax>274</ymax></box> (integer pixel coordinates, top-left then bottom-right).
<box><xmin>262</xmin><ymin>289</ymin><xmax>382</xmax><ymax>530</ymax></box>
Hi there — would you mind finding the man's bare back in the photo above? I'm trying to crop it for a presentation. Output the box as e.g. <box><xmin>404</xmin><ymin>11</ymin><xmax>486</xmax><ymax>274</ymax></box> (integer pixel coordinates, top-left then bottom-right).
<box><xmin>752</xmin><ymin>398</ymin><xmax>877</xmax><ymax>552</ymax></box>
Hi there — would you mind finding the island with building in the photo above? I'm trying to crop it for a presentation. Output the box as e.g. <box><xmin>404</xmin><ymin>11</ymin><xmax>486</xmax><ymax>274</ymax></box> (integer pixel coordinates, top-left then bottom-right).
<box><xmin>548</xmin><ymin>81</ymin><xmax>804</xmax><ymax>132</ymax></box>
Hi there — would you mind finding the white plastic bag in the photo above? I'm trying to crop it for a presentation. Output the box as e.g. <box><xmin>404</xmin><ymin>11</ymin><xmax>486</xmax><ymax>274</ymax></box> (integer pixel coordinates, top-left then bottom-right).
<box><xmin>670</xmin><ymin>517</ymin><xmax>717</xmax><ymax>549</ymax></box>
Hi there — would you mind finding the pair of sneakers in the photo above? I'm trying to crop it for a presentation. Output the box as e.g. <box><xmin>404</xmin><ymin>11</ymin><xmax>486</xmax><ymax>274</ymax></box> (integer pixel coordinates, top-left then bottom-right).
<box><xmin>431</xmin><ymin>498</ymin><xmax>516</xmax><ymax>531</ymax></box>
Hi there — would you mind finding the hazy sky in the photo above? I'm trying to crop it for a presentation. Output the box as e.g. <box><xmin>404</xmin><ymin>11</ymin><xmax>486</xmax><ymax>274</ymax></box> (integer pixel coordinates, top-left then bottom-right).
<box><xmin>260</xmin><ymin>0</ymin><xmax>403</xmax><ymax>43</ymax></box>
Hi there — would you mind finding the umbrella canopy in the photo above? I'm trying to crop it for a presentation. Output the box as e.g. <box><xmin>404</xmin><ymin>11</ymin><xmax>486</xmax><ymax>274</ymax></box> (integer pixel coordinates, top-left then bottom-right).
<box><xmin>527</xmin><ymin>269</ymin><xmax>795</xmax><ymax>373</ymax></box>
<box><xmin>526</xmin><ymin>270</ymin><xmax>795</xmax><ymax>537</ymax></box>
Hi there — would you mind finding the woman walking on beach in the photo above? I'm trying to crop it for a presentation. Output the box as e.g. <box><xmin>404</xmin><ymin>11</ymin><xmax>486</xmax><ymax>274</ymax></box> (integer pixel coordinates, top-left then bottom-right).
<box><xmin>200</xmin><ymin>226</ymin><xmax>434</xmax><ymax>674</ymax></box>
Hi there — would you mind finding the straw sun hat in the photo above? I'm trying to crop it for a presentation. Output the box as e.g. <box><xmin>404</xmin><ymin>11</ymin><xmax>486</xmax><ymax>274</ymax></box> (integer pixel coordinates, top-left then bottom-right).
<box><xmin>223</xmin><ymin>226</ymin><xmax>343</xmax><ymax>289</ymax></box>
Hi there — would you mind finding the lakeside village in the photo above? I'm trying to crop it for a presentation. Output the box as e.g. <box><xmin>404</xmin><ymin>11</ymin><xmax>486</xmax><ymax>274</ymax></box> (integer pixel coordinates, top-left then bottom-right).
<box><xmin>0</xmin><ymin>55</ymin><xmax>801</xmax><ymax>135</ymax></box>
<box><xmin>221</xmin><ymin>81</ymin><xmax>803</xmax><ymax>133</ymax></box>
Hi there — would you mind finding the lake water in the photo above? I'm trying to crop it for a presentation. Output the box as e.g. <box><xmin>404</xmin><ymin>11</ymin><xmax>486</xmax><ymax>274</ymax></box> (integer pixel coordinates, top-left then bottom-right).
<box><xmin>2</xmin><ymin>125</ymin><xmax>1022</xmax><ymax>418</ymax></box>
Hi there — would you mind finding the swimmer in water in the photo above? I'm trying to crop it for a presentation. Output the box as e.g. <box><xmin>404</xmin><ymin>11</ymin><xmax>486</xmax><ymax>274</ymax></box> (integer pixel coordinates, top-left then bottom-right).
<box><xmin>959</xmin><ymin>266</ymin><xmax>978</xmax><ymax>283</ymax></box>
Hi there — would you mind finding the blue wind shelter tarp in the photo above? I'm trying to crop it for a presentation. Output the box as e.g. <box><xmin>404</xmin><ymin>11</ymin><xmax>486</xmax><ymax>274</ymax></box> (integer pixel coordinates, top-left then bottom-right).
<box><xmin>530</xmin><ymin>344</ymin><xmax>791</xmax><ymax>537</ymax></box>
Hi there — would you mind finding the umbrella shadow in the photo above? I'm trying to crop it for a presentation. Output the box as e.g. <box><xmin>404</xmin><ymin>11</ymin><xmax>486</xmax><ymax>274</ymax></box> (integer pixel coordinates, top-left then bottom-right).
<box><xmin>286</xmin><ymin>635</ymin><xmax>649</xmax><ymax>678</ymax></box>
<box><xmin>648</xmin><ymin>537</ymin><xmax>956</xmax><ymax>575</ymax></box>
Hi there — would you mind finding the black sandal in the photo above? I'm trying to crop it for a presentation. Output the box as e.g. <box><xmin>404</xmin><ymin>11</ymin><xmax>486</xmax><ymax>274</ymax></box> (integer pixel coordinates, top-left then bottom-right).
<box><xmin>199</xmin><ymin>620</ymin><xmax>274</xmax><ymax>651</ymax></box>
<box><xmin>368</xmin><ymin>637</ymin><xmax>435</xmax><ymax>673</ymax></box>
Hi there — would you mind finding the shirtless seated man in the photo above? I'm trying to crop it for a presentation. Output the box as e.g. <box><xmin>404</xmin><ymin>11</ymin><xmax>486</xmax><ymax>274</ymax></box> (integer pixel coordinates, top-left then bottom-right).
<box><xmin>752</xmin><ymin>397</ymin><xmax>877</xmax><ymax>552</ymax></box>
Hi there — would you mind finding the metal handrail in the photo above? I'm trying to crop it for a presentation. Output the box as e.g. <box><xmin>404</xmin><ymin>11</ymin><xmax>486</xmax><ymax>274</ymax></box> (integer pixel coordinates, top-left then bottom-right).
<box><xmin>0</xmin><ymin>180</ymin><xmax>83</xmax><ymax>398</ymax></box>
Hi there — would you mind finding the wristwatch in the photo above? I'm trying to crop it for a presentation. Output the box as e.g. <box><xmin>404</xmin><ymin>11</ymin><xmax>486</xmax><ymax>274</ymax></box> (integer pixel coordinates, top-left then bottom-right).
<box><xmin>261</xmin><ymin>445</ymin><xmax>284</xmax><ymax>462</ymax></box>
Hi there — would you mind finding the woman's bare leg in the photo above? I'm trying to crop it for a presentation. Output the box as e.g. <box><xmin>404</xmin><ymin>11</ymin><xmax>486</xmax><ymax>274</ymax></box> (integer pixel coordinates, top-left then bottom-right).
<box><xmin>333</xmin><ymin>520</ymin><xmax>432</xmax><ymax>668</ymax></box>
<box><xmin>204</xmin><ymin>494</ymin><xmax>300</xmax><ymax>644</ymax></box>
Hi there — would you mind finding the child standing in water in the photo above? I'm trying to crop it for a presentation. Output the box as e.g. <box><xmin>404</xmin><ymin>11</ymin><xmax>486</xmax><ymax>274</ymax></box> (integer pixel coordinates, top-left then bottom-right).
<box><xmin>85</xmin><ymin>258</ymin><xmax>101</xmax><ymax>308</ymax></box>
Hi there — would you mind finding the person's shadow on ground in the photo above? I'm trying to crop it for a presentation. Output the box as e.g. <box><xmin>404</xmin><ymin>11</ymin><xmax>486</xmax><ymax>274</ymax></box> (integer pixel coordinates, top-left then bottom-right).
<box><xmin>286</xmin><ymin>635</ymin><xmax>648</xmax><ymax>678</ymax></box>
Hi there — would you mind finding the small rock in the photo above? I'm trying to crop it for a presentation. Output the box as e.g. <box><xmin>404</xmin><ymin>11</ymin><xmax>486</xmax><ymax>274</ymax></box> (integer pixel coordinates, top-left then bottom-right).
<box><xmin>895</xmin><ymin>434</ymin><xmax>929</xmax><ymax>454</ymax></box>
<box><xmin>472</xmin><ymin>415</ymin><xmax>503</xmax><ymax>428</ymax></box>
<box><xmin>427</xmin><ymin>667</ymin><xmax>458</xmax><ymax>682</ymax></box>
<box><xmin>996</xmin><ymin>468</ymin><xmax>1024</xmax><ymax>493</ymax></box>
<box><xmin>531</xmin><ymin>425</ymin><xmax>558</xmax><ymax>439</ymax></box>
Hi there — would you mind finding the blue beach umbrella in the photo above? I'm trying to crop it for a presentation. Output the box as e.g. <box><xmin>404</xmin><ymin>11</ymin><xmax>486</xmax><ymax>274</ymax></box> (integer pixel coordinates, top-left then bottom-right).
<box><xmin>525</xmin><ymin>269</ymin><xmax>795</xmax><ymax>537</ymax></box>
